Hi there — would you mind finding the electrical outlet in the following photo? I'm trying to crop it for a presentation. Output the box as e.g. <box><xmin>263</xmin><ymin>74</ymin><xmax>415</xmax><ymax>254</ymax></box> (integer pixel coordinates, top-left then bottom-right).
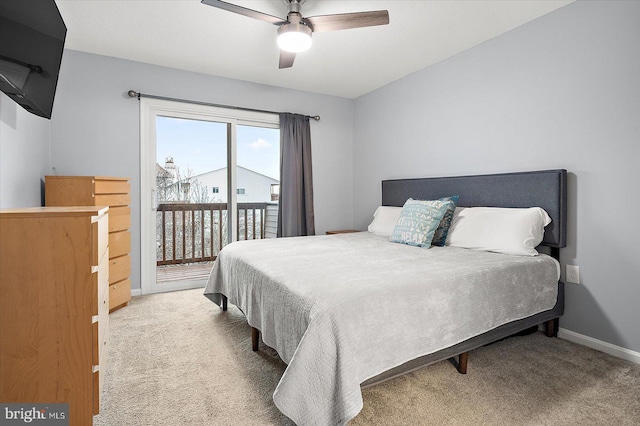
<box><xmin>566</xmin><ymin>265</ymin><xmax>580</xmax><ymax>284</ymax></box>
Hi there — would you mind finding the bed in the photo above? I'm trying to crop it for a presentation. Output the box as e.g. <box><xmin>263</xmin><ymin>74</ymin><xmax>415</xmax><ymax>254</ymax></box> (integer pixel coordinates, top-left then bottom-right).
<box><xmin>204</xmin><ymin>169</ymin><xmax>567</xmax><ymax>425</ymax></box>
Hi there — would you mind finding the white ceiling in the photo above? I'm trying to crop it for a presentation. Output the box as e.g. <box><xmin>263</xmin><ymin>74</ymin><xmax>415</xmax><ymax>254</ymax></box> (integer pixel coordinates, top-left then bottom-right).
<box><xmin>54</xmin><ymin>0</ymin><xmax>573</xmax><ymax>99</ymax></box>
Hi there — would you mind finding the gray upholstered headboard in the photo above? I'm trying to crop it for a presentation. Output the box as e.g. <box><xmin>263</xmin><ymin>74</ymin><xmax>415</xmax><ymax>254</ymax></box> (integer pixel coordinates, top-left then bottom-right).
<box><xmin>381</xmin><ymin>169</ymin><xmax>567</xmax><ymax>248</ymax></box>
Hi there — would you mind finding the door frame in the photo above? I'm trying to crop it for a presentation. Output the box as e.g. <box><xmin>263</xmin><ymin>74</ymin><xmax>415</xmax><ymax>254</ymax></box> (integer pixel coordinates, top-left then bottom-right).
<box><xmin>139</xmin><ymin>98</ymin><xmax>278</xmax><ymax>294</ymax></box>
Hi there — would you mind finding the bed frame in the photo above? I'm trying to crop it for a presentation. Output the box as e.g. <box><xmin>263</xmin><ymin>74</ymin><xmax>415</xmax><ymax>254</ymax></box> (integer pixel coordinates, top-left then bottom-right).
<box><xmin>362</xmin><ymin>169</ymin><xmax>567</xmax><ymax>385</ymax></box>
<box><xmin>224</xmin><ymin>169</ymin><xmax>568</xmax><ymax>384</ymax></box>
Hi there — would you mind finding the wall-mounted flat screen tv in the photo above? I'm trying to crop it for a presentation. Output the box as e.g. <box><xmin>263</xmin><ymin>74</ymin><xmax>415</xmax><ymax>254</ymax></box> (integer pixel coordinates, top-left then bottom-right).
<box><xmin>0</xmin><ymin>0</ymin><xmax>66</xmax><ymax>119</ymax></box>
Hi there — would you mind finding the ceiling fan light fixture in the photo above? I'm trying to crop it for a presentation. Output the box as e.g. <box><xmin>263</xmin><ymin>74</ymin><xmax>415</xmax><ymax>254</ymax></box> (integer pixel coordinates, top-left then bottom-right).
<box><xmin>201</xmin><ymin>0</ymin><xmax>389</xmax><ymax>68</ymax></box>
<box><xmin>277</xmin><ymin>23</ymin><xmax>312</xmax><ymax>53</ymax></box>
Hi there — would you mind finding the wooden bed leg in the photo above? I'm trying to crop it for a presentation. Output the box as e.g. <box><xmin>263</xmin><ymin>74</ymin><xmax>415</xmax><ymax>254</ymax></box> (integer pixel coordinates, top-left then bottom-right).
<box><xmin>545</xmin><ymin>318</ymin><xmax>559</xmax><ymax>337</ymax></box>
<box><xmin>221</xmin><ymin>295</ymin><xmax>227</xmax><ymax>311</ymax></box>
<box><xmin>251</xmin><ymin>327</ymin><xmax>259</xmax><ymax>352</ymax></box>
<box><xmin>457</xmin><ymin>352</ymin><xmax>468</xmax><ymax>374</ymax></box>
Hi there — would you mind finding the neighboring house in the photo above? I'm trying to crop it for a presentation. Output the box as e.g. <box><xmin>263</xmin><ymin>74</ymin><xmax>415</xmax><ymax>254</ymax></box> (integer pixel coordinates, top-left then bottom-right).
<box><xmin>156</xmin><ymin>161</ymin><xmax>175</xmax><ymax>202</ymax></box>
<box><xmin>155</xmin><ymin>158</ymin><xmax>278</xmax><ymax>204</ymax></box>
<box><xmin>192</xmin><ymin>166</ymin><xmax>279</xmax><ymax>203</ymax></box>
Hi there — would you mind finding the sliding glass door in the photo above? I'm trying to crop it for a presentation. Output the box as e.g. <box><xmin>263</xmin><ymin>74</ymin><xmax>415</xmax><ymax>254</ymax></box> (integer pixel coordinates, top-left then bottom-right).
<box><xmin>140</xmin><ymin>98</ymin><xmax>279</xmax><ymax>294</ymax></box>
<box><xmin>236</xmin><ymin>124</ymin><xmax>281</xmax><ymax>240</ymax></box>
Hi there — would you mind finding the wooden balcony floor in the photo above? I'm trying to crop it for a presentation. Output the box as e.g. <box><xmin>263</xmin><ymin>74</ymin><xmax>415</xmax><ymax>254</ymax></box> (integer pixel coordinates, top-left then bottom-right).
<box><xmin>156</xmin><ymin>261</ymin><xmax>215</xmax><ymax>284</ymax></box>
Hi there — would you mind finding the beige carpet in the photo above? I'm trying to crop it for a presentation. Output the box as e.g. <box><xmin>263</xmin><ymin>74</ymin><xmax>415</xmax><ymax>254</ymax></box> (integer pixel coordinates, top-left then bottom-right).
<box><xmin>95</xmin><ymin>288</ymin><xmax>640</xmax><ymax>426</ymax></box>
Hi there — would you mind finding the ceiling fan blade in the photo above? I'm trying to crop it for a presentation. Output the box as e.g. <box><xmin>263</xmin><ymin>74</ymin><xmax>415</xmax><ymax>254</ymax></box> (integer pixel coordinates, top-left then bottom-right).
<box><xmin>201</xmin><ymin>0</ymin><xmax>285</xmax><ymax>25</ymax></box>
<box><xmin>279</xmin><ymin>50</ymin><xmax>296</xmax><ymax>69</ymax></box>
<box><xmin>305</xmin><ymin>10</ymin><xmax>389</xmax><ymax>32</ymax></box>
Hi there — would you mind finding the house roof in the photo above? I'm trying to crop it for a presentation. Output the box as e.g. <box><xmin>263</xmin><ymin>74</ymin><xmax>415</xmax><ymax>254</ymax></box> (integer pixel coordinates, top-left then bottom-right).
<box><xmin>156</xmin><ymin>163</ymin><xmax>171</xmax><ymax>179</ymax></box>
<box><xmin>192</xmin><ymin>165</ymin><xmax>279</xmax><ymax>183</ymax></box>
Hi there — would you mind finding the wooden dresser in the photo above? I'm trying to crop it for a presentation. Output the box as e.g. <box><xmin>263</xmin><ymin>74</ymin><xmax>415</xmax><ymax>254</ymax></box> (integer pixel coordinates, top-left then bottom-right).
<box><xmin>45</xmin><ymin>175</ymin><xmax>131</xmax><ymax>312</ymax></box>
<box><xmin>0</xmin><ymin>206</ymin><xmax>109</xmax><ymax>425</ymax></box>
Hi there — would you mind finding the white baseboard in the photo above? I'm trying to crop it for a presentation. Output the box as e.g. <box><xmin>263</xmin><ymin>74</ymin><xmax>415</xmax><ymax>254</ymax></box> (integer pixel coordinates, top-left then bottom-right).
<box><xmin>558</xmin><ymin>328</ymin><xmax>640</xmax><ymax>365</ymax></box>
<box><xmin>131</xmin><ymin>289</ymin><xmax>142</xmax><ymax>297</ymax></box>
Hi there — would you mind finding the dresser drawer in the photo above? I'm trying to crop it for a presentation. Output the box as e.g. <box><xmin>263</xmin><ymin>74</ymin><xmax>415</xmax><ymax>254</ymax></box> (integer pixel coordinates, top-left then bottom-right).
<box><xmin>109</xmin><ymin>254</ymin><xmax>130</xmax><ymax>283</ymax></box>
<box><xmin>94</xmin><ymin>179</ymin><xmax>130</xmax><ymax>195</ymax></box>
<box><xmin>93</xmin><ymin>370</ymin><xmax>100</xmax><ymax>415</ymax></box>
<box><xmin>92</xmin><ymin>287</ymin><xmax>109</xmax><ymax>366</ymax></box>
<box><xmin>109</xmin><ymin>230</ymin><xmax>130</xmax><ymax>258</ymax></box>
<box><xmin>92</xmin><ymin>362</ymin><xmax>107</xmax><ymax>415</ymax></box>
<box><xmin>92</xmin><ymin>213</ymin><xmax>109</xmax><ymax>266</ymax></box>
<box><xmin>93</xmin><ymin>309</ymin><xmax>109</xmax><ymax>415</ymax></box>
<box><xmin>92</xmin><ymin>248</ymin><xmax>109</xmax><ymax>317</ymax></box>
<box><xmin>109</xmin><ymin>279</ymin><xmax>131</xmax><ymax>311</ymax></box>
<box><xmin>95</xmin><ymin>193</ymin><xmax>130</xmax><ymax>207</ymax></box>
<box><xmin>98</xmin><ymin>249</ymin><xmax>109</xmax><ymax>314</ymax></box>
<box><xmin>109</xmin><ymin>206</ymin><xmax>130</xmax><ymax>232</ymax></box>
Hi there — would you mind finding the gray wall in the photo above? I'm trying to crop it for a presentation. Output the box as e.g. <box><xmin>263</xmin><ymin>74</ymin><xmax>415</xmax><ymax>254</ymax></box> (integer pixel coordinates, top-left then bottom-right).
<box><xmin>0</xmin><ymin>93</ymin><xmax>50</xmax><ymax>208</ymax></box>
<box><xmin>50</xmin><ymin>50</ymin><xmax>354</xmax><ymax>292</ymax></box>
<box><xmin>353</xmin><ymin>1</ymin><xmax>640</xmax><ymax>353</ymax></box>
<box><xmin>4</xmin><ymin>0</ymin><xmax>637</xmax><ymax>355</ymax></box>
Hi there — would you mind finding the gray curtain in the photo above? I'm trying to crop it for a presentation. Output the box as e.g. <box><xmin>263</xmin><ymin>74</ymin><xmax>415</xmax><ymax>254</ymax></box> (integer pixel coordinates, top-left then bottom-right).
<box><xmin>277</xmin><ymin>113</ymin><xmax>315</xmax><ymax>237</ymax></box>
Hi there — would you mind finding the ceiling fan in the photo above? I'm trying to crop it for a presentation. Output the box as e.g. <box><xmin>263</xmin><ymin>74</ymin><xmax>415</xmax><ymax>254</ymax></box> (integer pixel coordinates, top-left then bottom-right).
<box><xmin>201</xmin><ymin>0</ymin><xmax>389</xmax><ymax>69</ymax></box>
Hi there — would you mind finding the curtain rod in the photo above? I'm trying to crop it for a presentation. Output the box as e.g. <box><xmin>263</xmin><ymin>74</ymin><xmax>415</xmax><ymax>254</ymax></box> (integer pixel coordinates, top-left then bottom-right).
<box><xmin>127</xmin><ymin>90</ymin><xmax>320</xmax><ymax>121</ymax></box>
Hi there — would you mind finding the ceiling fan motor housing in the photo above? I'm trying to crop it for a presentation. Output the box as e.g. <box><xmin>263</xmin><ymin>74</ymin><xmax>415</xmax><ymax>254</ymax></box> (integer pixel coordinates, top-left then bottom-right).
<box><xmin>277</xmin><ymin>14</ymin><xmax>312</xmax><ymax>53</ymax></box>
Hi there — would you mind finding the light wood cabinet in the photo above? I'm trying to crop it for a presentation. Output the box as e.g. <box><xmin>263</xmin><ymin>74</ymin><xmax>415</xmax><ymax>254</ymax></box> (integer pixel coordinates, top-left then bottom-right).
<box><xmin>45</xmin><ymin>175</ymin><xmax>132</xmax><ymax>312</ymax></box>
<box><xmin>0</xmin><ymin>206</ymin><xmax>109</xmax><ymax>425</ymax></box>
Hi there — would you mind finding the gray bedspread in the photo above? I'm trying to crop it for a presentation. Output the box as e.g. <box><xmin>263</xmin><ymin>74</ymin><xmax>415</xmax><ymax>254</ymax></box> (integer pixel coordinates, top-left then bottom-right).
<box><xmin>204</xmin><ymin>232</ymin><xmax>560</xmax><ymax>425</ymax></box>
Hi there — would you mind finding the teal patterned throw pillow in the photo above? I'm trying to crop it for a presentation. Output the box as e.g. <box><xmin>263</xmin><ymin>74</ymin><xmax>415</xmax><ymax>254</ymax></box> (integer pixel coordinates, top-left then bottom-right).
<box><xmin>431</xmin><ymin>195</ymin><xmax>460</xmax><ymax>247</ymax></box>
<box><xmin>390</xmin><ymin>199</ymin><xmax>452</xmax><ymax>248</ymax></box>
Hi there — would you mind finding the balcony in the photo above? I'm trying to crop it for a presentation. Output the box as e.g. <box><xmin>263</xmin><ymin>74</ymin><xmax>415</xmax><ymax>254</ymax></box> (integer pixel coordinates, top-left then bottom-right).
<box><xmin>156</xmin><ymin>202</ymin><xmax>278</xmax><ymax>284</ymax></box>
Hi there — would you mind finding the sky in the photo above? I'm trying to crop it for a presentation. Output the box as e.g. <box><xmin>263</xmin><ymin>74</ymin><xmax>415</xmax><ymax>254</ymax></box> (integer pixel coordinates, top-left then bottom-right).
<box><xmin>156</xmin><ymin>116</ymin><xmax>280</xmax><ymax>180</ymax></box>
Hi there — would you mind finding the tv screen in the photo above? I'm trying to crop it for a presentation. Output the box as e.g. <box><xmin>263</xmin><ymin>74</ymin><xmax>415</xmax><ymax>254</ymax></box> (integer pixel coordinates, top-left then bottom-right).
<box><xmin>0</xmin><ymin>0</ymin><xmax>66</xmax><ymax>119</ymax></box>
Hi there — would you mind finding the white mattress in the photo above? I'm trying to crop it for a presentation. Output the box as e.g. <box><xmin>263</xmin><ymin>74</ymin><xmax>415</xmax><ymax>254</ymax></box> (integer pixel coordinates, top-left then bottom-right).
<box><xmin>204</xmin><ymin>232</ymin><xmax>560</xmax><ymax>425</ymax></box>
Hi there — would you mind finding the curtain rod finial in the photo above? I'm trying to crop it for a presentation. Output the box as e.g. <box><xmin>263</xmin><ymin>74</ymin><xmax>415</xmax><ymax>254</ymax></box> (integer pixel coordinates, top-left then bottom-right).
<box><xmin>128</xmin><ymin>90</ymin><xmax>139</xmax><ymax>98</ymax></box>
<box><xmin>312</xmin><ymin>115</ymin><xmax>320</xmax><ymax>121</ymax></box>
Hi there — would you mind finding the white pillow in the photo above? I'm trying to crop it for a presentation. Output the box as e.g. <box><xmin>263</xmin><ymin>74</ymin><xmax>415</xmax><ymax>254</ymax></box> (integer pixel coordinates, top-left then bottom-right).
<box><xmin>445</xmin><ymin>207</ymin><xmax>552</xmax><ymax>256</ymax></box>
<box><xmin>367</xmin><ymin>206</ymin><xmax>403</xmax><ymax>236</ymax></box>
